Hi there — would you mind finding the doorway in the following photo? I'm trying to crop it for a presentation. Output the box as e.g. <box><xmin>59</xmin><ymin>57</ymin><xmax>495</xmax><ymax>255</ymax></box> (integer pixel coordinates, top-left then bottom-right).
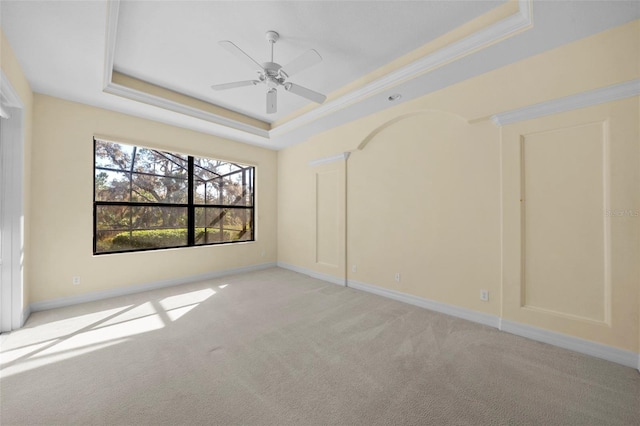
<box><xmin>0</xmin><ymin>71</ymin><xmax>26</xmax><ymax>332</ymax></box>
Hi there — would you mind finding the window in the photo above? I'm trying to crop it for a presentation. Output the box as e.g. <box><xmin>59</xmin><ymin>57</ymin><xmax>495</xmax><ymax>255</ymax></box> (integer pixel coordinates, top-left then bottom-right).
<box><xmin>94</xmin><ymin>138</ymin><xmax>254</xmax><ymax>254</ymax></box>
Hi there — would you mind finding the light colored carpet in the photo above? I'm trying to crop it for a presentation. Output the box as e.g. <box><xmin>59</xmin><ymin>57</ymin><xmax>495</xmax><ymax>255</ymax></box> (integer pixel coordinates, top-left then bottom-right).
<box><xmin>1</xmin><ymin>267</ymin><xmax>638</xmax><ymax>425</ymax></box>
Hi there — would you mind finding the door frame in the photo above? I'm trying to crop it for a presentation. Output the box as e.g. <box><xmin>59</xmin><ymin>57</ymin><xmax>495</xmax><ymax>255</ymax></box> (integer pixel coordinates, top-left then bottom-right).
<box><xmin>0</xmin><ymin>69</ymin><xmax>26</xmax><ymax>332</ymax></box>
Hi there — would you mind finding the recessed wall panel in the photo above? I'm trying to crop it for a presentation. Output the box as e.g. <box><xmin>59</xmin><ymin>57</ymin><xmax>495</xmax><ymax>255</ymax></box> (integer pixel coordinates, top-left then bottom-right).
<box><xmin>521</xmin><ymin>122</ymin><xmax>609</xmax><ymax>323</ymax></box>
<box><xmin>316</xmin><ymin>170</ymin><xmax>339</xmax><ymax>267</ymax></box>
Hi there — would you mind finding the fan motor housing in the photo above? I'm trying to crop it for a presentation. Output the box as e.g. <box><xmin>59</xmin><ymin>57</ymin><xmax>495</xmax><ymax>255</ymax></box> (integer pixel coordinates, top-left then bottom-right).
<box><xmin>262</xmin><ymin>62</ymin><xmax>285</xmax><ymax>88</ymax></box>
<box><xmin>262</xmin><ymin>62</ymin><xmax>282</xmax><ymax>75</ymax></box>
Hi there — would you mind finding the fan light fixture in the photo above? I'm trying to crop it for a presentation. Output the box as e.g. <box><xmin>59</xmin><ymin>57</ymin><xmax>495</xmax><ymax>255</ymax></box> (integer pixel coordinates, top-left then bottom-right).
<box><xmin>212</xmin><ymin>30</ymin><xmax>327</xmax><ymax>114</ymax></box>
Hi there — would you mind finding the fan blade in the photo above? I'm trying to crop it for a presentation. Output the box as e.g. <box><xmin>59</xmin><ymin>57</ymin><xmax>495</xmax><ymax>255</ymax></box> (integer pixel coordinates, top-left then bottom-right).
<box><xmin>266</xmin><ymin>88</ymin><xmax>277</xmax><ymax>114</ymax></box>
<box><xmin>284</xmin><ymin>83</ymin><xmax>326</xmax><ymax>104</ymax></box>
<box><xmin>280</xmin><ymin>49</ymin><xmax>322</xmax><ymax>78</ymax></box>
<box><xmin>219</xmin><ymin>40</ymin><xmax>264</xmax><ymax>71</ymax></box>
<box><xmin>211</xmin><ymin>80</ymin><xmax>259</xmax><ymax>91</ymax></box>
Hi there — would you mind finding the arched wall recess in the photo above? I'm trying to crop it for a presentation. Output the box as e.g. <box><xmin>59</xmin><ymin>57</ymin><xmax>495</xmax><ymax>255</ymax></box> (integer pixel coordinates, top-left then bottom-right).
<box><xmin>346</xmin><ymin>109</ymin><xmax>502</xmax><ymax>325</ymax></box>
<box><xmin>356</xmin><ymin>109</ymin><xmax>468</xmax><ymax>151</ymax></box>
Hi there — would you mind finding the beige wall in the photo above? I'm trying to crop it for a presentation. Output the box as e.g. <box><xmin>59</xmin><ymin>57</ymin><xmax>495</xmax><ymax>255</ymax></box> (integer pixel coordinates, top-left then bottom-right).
<box><xmin>502</xmin><ymin>98</ymin><xmax>639</xmax><ymax>351</ymax></box>
<box><xmin>3</xmin><ymin>15</ymin><xmax>639</xmax><ymax>357</ymax></box>
<box><xmin>277</xmin><ymin>20</ymin><xmax>640</xmax><ymax>353</ymax></box>
<box><xmin>348</xmin><ymin>113</ymin><xmax>501</xmax><ymax>315</ymax></box>
<box><xmin>1</xmin><ymin>28</ymin><xmax>34</xmax><ymax>311</ymax></box>
<box><xmin>30</xmin><ymin>95</ymin><xmax>277</xmax><ymax>303</ymax></box>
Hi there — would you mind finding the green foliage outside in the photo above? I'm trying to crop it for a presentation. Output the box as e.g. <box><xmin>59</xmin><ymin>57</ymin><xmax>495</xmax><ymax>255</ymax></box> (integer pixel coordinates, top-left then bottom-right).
<box><xmin>112</xmin><ymin>229</ymin><xmax>190</xmax><ymax>249</ymax></box>
<box><xmin>101</xmin><ymin>228</ymin><xmax>246</xmax><ymax>251</ymax></box>
<box><xmin>94</xmin><ymin>139</ymin><xmax>254</xmax><ymax>253</ymax></box>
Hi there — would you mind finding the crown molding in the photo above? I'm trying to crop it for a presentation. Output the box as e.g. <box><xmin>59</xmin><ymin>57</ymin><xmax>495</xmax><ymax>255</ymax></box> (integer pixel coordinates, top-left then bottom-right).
<box><xmin>491</xmin><ymin>79</ymin><xmax>640</xmax><ymax>126</ymax></box>
<box><xmin>103</xmin><ymin>0</ymin><xmax>534</xmax><ymax>146</ymax></box>
<box><xmin>0</xmin><ymin>69</ymin><xmax>24</xmax><ymax>118</ymax></box>
<box><xmin>270</xmin><ymin>0</ymin><xmax>533</xmax><ymax>137</ymax></box>
<box><xmin>0</xmin><ymin>70</ymin><xmax>25</xmax><ymax>108</ymax></box>
<box><xmin>104</xmin><ymin>81</ymin><xmax>271</xmax><ymax>139</ymax></box>
<box><xmin>308</xmin><ymin>152</ymin><xmax>351</xmax><ymax>167</ymax></box>
<box><xmin>103</xmin><ymin>1</ymin><xmax>269</xmax><ymax>143</ymax></box>
<box><xmin>103</xmin><ymin>0</ymin><xmax>120</xmax><ymax>90</ymax></box>
<box><xmin>103</xmin><ymin>0</ymin><xmax>273</xmax><ymax>143</ymax></box>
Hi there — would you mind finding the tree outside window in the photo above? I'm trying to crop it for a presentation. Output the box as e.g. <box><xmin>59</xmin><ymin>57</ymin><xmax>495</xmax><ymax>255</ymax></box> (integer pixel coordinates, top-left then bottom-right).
<box><xmin>94</xmin><ymin>138</ymin><xmax>254</xmax><ymax>254</ymax></box>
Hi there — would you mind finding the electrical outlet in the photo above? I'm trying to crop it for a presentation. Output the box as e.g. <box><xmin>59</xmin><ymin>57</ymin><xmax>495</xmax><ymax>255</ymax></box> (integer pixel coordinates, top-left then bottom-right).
<box><xmin>395</xmin><ymin>273</ymin><xmax>401</xmax><ymax>283</ymax></box>
<box><xmin>351</xmin><ymin>264</ymin><xmax>357</xmax><ymax>273</ymax></box>
<box><xmin>480</xmin><ymin>290</ymin><xmax>489</xmax><ymax>301</ymax></box>
<box><xmin>72</xmin><ymin>276</ymin><xmax>81</xmax><ymax>286</ymax></box>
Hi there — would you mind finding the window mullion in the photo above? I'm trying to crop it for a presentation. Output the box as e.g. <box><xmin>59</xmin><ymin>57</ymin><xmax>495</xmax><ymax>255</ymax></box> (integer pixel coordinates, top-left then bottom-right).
<box><xmin>188</xmin><ymin>156</ymin><xmax>195</xmax><ymax>246</ymax></box>
<box><xmin>94</xmin><ymin>138</ymin><xmax>254</xmax><ymax>254</ymax></box>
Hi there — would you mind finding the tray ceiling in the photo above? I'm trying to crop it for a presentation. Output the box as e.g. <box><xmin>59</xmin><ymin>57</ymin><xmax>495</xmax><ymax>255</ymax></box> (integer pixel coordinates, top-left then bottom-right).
<box><xmin>112</xmin><ymin>1</ymin><xmax>504</xmax><ymax>123</ymax></box>
<box><xmin>2</xmin><ymin>1</ymin><xmax>639</xmax><ymax>149</ymax></box>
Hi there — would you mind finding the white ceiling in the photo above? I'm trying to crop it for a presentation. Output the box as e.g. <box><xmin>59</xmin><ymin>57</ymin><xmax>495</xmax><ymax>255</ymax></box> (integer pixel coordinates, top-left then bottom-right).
<box><xmin>113</xmin><ymin>0</ymin><xmax>503</xmax><ymax>123</ymax></box>
<box><xmin>1</xmin><ymin>1</ymin><xmax>639</xmax><ymax>150</ymax></box>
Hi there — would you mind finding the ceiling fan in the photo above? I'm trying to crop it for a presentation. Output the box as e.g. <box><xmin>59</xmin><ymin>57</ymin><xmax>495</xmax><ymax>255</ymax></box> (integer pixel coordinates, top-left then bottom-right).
<box><xmin>211</xmin><ymin>30</ymin><xmax>327</xmax><ymax>114</ymax></box>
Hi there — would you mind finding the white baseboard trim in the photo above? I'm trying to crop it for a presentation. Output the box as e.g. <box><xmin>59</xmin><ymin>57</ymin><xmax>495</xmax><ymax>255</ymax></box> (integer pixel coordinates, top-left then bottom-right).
<box><xmin>21</xmin><ymin>305</ymin><xmax>31</xmax><ymax>327</ymax></box>
<box><xmin>29</xmin><ymin>262</ymin><xmax>277</xmax><ymax>313</ymax></box>
<box><xmin>347</xmin><ymin>279</ymin><xmax>501</xmax><ymax>329</ymax></box>
<box><xmin>278</xmin><ymin>265</ymin><xmax>639</xmax><ymax>371</ymax></box>
<box><xmin>499</xmin><ymin>319</ymin><xmax>639</xmax><ymax>370</ymax></box>
<box><xmin>351</xmin><ymin>279</ymin><xmax>639</xmax><ymax>370</ymax></box>
<box><xmin>276</xmin><ymin>262</ymin><xmax>346</xmax><ymax>286</ymax></box>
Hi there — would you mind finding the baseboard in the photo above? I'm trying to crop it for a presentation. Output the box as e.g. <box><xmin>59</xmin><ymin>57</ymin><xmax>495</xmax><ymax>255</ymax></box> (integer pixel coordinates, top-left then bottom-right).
<box><xmin>347</xmin><ymin>279</ymin><xmax>501</xmax><ymax>329</ymax></box>
<box><xmin>499</xmin><ymin>319</ymin><xmax>639</xmax><ymax>370</ymax></box>
<box><xmin>26</xmin><ymin>261</ymin><xmax>640</xmax><ymax>372</ymax></box>
<box><xmin>276</xmin><ymin>261</ymin><xmax>346</xmax><ymax>286</ymax></box>
<box><xmin>29</xmin><ymin>262</ymin><xmax>277</xmax><ymax>312</ymax></box>
<box><xmin>348</xmin><ymin>279</ymin><xmax>639</xmax><ymax>371</ymax></box>
<box><xmin>21</xmin><ymin>304</ymin><xmax>31</xmax><ymax>327</ymax></box>
<box><xmin>350</xmin><ymin>279</ymin><xmax>639</xmax><ymax>371</ymax></box>
<box><xmin>280</xmin><ymin>267</ymin><xmax>638</xmax><ymax>371</ymax></box>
